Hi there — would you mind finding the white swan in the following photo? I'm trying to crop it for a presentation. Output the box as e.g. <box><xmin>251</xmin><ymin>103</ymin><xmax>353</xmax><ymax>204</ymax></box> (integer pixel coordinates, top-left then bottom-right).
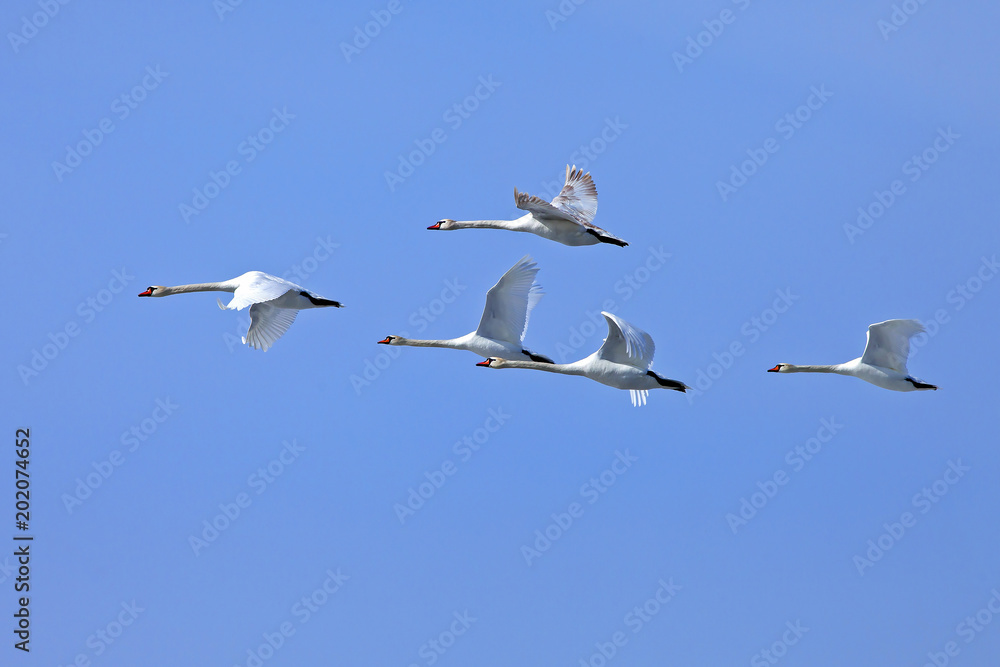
<box><xmin>138</xmin><ymin>271</ymin><xmax>342</xmax><ymax>351</ymax></box>
<box><xmin>476</xmin><ymin>311</ymin><xmax>687</xmax><ymax>406</ymax></box>
<box><xmin>378</xmin><ymin>255</ymin><xmax>552</xmax><ymax>362</ymax></box>
<box><xmin>427</xmin><ymin>165</ymin><xmax>628</xmax><ymax>247</ymax></box>
<box><xmin>768</xmin><ymin>319</ymin><xmax>937</xmax><ymax>391</ymax></box>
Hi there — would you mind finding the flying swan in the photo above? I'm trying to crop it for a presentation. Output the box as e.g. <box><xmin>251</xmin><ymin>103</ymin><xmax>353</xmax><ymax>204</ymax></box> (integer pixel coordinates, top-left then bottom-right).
<box><xmin>428</xmin><ymin>165</ymin><xmax>628</xmax><ymax>247</ymax></box>
<box><xmin>768</xmin><ymin>319</ymin><xmax>937</xmax><ymax>391</ymax></box>
<box><xmin>476</xmin><ymin>311</ymin><xmax>687</xmax><ymax>406</ymax></box>
<box><xmin>378</xmin><ymin>255</ymin><xmax>552</xmax><ymax>362</ymax></box>
<box><xmin>138</xmin><ymin>271</ymin><xmax>342</xmax><ymax>351</ymax></box>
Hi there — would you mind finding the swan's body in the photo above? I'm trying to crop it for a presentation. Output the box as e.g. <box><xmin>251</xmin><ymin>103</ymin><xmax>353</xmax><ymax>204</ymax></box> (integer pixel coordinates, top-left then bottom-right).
<box><xmin>379</xmin><ymin>256</ymin><xmax>552</xmax><ymax>363</ymax></box>
<box><xmin>428</xmin><ymin>165</ymin><xmax>628</xmax><ymax>247</ymax></box>
<box><xmin>138</xmin><ymin>271</ymin><xmax>342</xmax><ymax>351</ymax></box>
<box><xmin>768</xmin><ymin>319</ymin><xmax>937</xmax><ymax>392</ymax></box>
<box><xmin>477</xmin><ymin>311</ymin><xmax>687</xmax><ymax>406</ymax></box>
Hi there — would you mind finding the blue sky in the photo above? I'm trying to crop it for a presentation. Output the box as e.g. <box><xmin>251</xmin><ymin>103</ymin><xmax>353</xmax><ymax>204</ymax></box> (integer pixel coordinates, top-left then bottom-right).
<box><xmin>4</xmin><ymin>1</ymin><xmax>1000</xmax><ymax>665</ymax></box>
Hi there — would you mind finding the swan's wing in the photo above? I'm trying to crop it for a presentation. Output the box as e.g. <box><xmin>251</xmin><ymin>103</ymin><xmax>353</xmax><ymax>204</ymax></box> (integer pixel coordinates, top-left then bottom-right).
<box><xmin>514</xmin><ymin>189</ymin><xmax>584</xmax><ymax>225</ymax></box>
<box><xmin>595</xmin><ymin>311</ymin><xmax>655</xmax><ymax>369</ymax></box>
<box><xmin>524</xmin><ymin>283</ymin><xmax>543</xmax><ymax>336</ymax></box>
<box><xmin>244</xmin><ymin>303</ymin><xmax>298</xmax><ymax>351</ymax></box>
<box><xmin>225</xmin><ymin>272</ymin><xmax>298</xmax><ymax>311</ymax></box>
<box><xmin>476</xmin><ymin>256</ymin><xmax>543</xmax><ymax>344</ymax></box>
<box><xmin>550</xmin><ymin>165</ymin><xmax>598</xmax><ymax>224</ymax></box>
<box><xmin>629</xmin><ymin>390</ymin><xmax>649</xmax><ymax>407</ymax></box>
<box><xmin>860</xmin><ymin>319</ymin><xmax>925</xmax><ymax>373</ymax></box>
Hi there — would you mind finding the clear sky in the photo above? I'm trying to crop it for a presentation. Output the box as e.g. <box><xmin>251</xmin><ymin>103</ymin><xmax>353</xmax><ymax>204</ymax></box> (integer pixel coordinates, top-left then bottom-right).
<box><xmin>4</xmin><ymin>1</ymin><xmax>1000</xmax><ymax>665</ymax></box>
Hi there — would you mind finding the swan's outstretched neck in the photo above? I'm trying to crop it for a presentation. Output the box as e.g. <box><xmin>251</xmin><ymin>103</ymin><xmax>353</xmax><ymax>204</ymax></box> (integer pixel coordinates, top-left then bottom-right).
<box><xmin>453</xmin><ymin>219</ymin><xmax>518</xmax><ymax>230</ymax></box>
<box><xmin>783</xmin><ymin>364</ymin><xmax>845</xmax><ymax>374</ymax></box>
<box><xmin>489</xmin><ymin>359</ymin><xmax>584</xmax><ymax>375</ymax></box>
<box><xmin>159</xmin><ymin>281</ymin><xmax>237</xmax><ymax>296</ymax></box>
<box><xmin>387</xmin><ymin>337</ymin><xmax>464</xmax><ymax>350</ymax></box>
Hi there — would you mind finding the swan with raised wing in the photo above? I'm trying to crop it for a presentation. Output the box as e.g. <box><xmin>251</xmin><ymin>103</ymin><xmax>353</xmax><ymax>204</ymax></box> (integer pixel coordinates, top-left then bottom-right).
<box><xmin>767</xmin><ymin>319</ymin><xmax>937</xmax><ymax>391</ymax></box>
<box><xmin>428</xmin><ymin>165</ymin><xmax>628</xmax><ymax>247</ymax></box>
<box><xmin>378</xmin><ymin>255</ymin><xmax>552</xmax><ymax>362</ymax></box>
<box><xmin>476</xmin><ymin>311</ymin><xmax>687</xmax><ymax>406</ymax></box>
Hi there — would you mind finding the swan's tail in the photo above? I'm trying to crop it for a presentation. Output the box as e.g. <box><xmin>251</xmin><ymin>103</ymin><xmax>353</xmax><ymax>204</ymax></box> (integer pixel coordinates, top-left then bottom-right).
<box><xmin>586</xmin><ymin>228</ymin><xmax>629</xmax><ymax>247</ymax></box>
<box><xmin>907</xmin><ymin>377</ymin><xmax>938</xmax><ymax>390</ymax></box>
<box><xmin>523</xmin><ymin>349</ymin><xmax>554</xmax><ymax>364</ymax></box>
<box><xmin>647</xmin><ymin>371</ymin><xmax>688</xmax><ymax>392</ymax></box>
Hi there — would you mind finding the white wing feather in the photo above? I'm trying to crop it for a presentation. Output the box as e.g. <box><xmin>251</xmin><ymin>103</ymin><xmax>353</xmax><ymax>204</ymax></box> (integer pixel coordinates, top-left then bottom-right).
<box><xmin>860</xmin><ymin>319</ymin><xmax>925</xmax><ymax>373</ymax></box>
<box><xmin>629</xmin><ymin>390</ymin><xmax>649</xmax><ymax>407</ymax></box>
<box><xmin>514</xmin><ymin>190</ymin><xmax>582</xmax><ymax>224</ymax></box>
<box><xmin>244</xmin><ymin>303</ymin><xmax>298</xmax><ymax>352</ymax></box>
<box><xmin>476</xmin><ymin>256</ymin><xmax>543</xmax><ymax>345</ymax></box>
<box><xmin>551</xmin><ymin>165</ymin><xmax>598</xmax><ymax>224</ymax></box>
<box><xmin>596</xmin><ymin>311</ymin><xmax>656</xmax><ymax>369</ymax></box>
<box><xmin>222</xmin><ymin>271</ymin><xmax>298</xmax><ymax>311</ymax></box>
<box><xmin>513</xmin><ymin>165</ymin><xmax>599</xmax><ymax>227</ymax></box>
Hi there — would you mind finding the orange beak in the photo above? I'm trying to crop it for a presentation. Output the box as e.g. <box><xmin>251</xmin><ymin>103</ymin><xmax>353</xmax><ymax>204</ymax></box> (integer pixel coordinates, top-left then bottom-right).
<box><xmin>377</xmin><ymin>337</ymin><xmax>392</xmax><ymax>344</ymax></box>
<box><xmin>476</xmin><ymin>359</ymin><xmax>491</xmax><ymax>367</ymax></box>
<box><xmin>138</xmin><ymin>288</ymin><xmax>153</xmax><ymax>297</ymax></box>
<box><xmin>427</xmin><ymin>222</ymin><xmax>441</xmax><ymax>230</ymax></box>
<box><xmin>767</xmin><ymin>365</ymin><xmax>781</xmax><ymax>372</ymax></box>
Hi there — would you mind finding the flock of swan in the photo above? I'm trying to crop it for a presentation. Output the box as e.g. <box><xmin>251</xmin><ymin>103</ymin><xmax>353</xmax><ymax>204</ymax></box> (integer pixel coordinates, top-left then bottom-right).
<box><xmin>140</xmin><ymin>166</ymin><xmax>937</xmax><ymax>404</ymax></box>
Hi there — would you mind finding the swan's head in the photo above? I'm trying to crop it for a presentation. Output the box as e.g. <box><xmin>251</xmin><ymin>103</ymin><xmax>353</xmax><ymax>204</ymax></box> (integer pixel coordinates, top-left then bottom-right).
<box><xmin>768</xmin><ymin>364</ymin><xmax>790</xmax><ymax>373</ymax></box>
<box><xmin>476</xmin><ymin>357</ymin><xmax>508</xmax><ymax>368</ymax></box>
<box><xmin>138</xmin><ymin>286</ymin><xmax>165</xmax><ymax>297</ymax></box>
<box><xmin>378</xmin><ymin>335</ymin><xmax>401</xmax><ymax>345</ymax></box>
<box><xmin>428</xmin><ymin>219</ymin><xmax>456</xmax><ymax>230</ymax></box>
